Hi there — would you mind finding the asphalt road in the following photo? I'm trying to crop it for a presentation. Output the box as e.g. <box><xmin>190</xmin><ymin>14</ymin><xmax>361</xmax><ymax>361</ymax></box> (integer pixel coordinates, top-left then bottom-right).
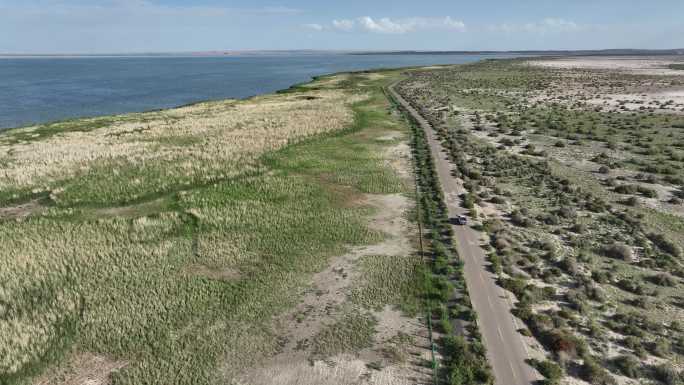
<box><xmin>389</xmin><ymin>84</ymin><xmax>539</xmax><ymax>385</ymax></box>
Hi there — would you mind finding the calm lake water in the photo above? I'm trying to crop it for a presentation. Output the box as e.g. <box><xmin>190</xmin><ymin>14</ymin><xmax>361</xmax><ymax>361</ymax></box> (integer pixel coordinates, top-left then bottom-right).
<box><xmin>0</xmin><ymin>53</ymin><xmax>518</xmax><ymax>130</ymax></box>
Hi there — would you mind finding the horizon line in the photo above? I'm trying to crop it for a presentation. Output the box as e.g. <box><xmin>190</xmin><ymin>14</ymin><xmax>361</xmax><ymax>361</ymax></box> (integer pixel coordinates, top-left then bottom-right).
<box><xmin>1</xmin><ymin>48</ymin><xmax>683</xmax><ymax>58</ymax></box>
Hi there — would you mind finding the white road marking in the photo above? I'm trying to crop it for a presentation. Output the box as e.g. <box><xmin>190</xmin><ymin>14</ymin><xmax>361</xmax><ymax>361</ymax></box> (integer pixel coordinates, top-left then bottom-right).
<box><xmin>500</xmin><ymin>287</ymin><xmax>532</xmax><ymax>358</ymax></box>
<box><xmin>509</xmin><ymin>362</ymin><xmax>519</xmax><ymax>380</ymax></box>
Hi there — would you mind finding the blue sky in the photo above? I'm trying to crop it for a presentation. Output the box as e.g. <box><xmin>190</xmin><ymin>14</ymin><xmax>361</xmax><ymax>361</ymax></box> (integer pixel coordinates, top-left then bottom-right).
<box><xmin>1</xmin><ymin>0</ymin><xmax>682</xmax><ymax>53</ymax></box>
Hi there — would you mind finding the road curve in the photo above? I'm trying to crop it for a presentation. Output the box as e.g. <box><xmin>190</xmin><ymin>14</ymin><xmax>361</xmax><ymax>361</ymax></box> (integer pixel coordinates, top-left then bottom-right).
<box><xmin>388</xmin><ymin>84</ymin><xmax>540</xmax><ymax>385</ymax></box>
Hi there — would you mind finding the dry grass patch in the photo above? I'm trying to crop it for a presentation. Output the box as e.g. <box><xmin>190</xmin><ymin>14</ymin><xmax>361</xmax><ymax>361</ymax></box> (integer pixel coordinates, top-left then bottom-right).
<box><xmin>0</xmin><ymin>89</ymin><xmax>366</xmax><ymax>205</ymax></box>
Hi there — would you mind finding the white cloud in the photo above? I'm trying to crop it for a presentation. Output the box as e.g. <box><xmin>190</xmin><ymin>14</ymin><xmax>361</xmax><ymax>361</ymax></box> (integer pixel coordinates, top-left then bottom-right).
<box><xmin>330</xmin><ymin>16</ymin><xmax>466</xmax><ymax>34</ymax></box>
<box><xmin>332</xmin><ymin>19</ymin><xmax>355</xmax><ymax>31</ymax></box>
<box><xmin>442</xmin><ymin>16</ymin><xmax>467</xmax><ymax>31</ymax></box>
<box><xmin>302</xmin><ymin>23</ymin><xmax>324</xmax><ymax>31</ymax></box>
<box><xmin>358</xmin><ymin>16</ymin><xmax>413</xmax><ymax>34</ymax></box>
<box><xmin>491</xmin><ymin>18</ymin><xmax>582</xmax><ymax>34</ymax></box>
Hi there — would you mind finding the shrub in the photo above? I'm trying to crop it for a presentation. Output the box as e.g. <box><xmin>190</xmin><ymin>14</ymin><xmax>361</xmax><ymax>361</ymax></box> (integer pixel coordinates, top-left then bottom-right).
<box><xmin>586</xmin><ymin>284</ymin><xmax>606</xmax><ymax>302</ymax></box>
<box><xmin>511</xmin><ymin>210</ymin><xmax>532</xmax><ymax>227</ymax></box>
<box><xmin>651</xmin><ymin>272</ymin><xmax>677</xmax><ymax>287</ymax></box>
<box><xmin>637</xmin><ymin>186</ymin><xmax>657</xmax><ymax>198</ymax></box>
<box><xmin>580</xmin><ymin>357</ymin><xmax>617</xmax><ymax>385</ymax></box>
<box><xmin>648</xmin><ymin>233</ymin><xmax>682</xmax><ymax>258</ymax></box>
<box><xmin>462</xmin><ymin>193</ymin><xmax>476</xmax><ymax>209</ymax></box>
<box><xmin>559</xmin><ymin>257</ymin><xmax>578</xmax><ymax>276</ymax></box>
<box><xmin>651</xmin><ymin>337</ymin><xmax>671</xmax><ymax>357</ymax></box>
<box><xmin>611</xmin><ymin>354</ymin><xmax>640</xmax><ymax>378</ymax></box>
<box><xmin>650</xmin><ymin>364</ymin><xmax>682</xmax><ymax>385</ymax></box>
<box><xmin>603</xmin><ymin>242</ymin><xmax>633</xmax><ymax>262</ymax></box>
<box><xmin>557</xmin><ymin>206</ymin><xmax>576</xmax><ymax>219</ymax></box>
<box><xmin>500</xmin><ymin>138</ymin><xmax>515</xmax><ymax>146</ymax></box>
<box><xmin>441</xmin><ymin>335</ymin><xmax>493</xmax><ymax>385</ymax></box>
<box><xmin>541</xmin><ymin>213</ymin><xmax>561</xmax><ymax>225</ymax></box>
<box><xmin>615</xmin><ymin>184</ymin><xmax>638</xmax><ymax>195</ymax></box>
<box><xmin>490</xmin><ymin>196</ymin><xmax>506</xmax><ymax>204</ymax></box>
<box><xmin>623</xmin><ymin>196</ymin><xmax>639</xmax><ymax>206</ymax></box>
<box><xmin>541</xmin><ymin>329</ymin><xmax>581</xmax><ymax>358</ymax></box>
<box><xmin>623</xmin><ymin>336</ymin><xmax>647</xmax><ymax>358</ymax></box>
<box><xmin>528</xmin><ymin>359</ymin><xmax>563</xmax><ymax>385</ymax></box>
<box><xmin>571</xmin><ymin>222</ymin><xmax>587</xmax><ymax>233</ymax></box>
<box><xmin>618</xmin><ymin>279</ymin><xmax>645</xmax><ymax>295</ymax></box>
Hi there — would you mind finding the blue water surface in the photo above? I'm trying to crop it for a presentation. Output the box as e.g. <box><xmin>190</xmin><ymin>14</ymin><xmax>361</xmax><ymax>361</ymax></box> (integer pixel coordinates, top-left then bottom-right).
<box><xmin>0</xmin><ymin>53</ymin><xmax>518</xmax><ymax>130</ymax></box>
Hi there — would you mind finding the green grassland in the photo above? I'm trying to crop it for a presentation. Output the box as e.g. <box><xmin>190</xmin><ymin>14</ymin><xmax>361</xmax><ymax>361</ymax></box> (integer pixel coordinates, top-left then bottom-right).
<box><xmin>0</xmin><ymin>69</ymin><xmax>432</xmax><ymax>385</ymax></box>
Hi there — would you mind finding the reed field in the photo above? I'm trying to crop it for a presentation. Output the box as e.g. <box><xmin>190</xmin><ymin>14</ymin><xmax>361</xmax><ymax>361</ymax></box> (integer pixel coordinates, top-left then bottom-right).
<box><xmin>0</xmin><ymin>70</ymin><xmax>430</xmax><ymax>385</ymax></box>
<box><xmin>0</xmin><ymin>89</ymin><xmax>363</xmax><ymax>206</ymax></box>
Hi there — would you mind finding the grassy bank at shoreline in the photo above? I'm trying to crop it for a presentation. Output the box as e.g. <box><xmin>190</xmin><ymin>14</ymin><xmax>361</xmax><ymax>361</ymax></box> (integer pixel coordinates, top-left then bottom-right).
<box><xmin>0</xmin><ymin>67</ymin><xmax>440</xmax><ymax>385</ymax></box>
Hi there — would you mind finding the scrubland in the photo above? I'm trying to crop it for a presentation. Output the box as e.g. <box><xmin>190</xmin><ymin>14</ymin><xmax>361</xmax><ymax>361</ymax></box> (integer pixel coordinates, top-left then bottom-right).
<box><xmin>1</xmin><ymin>70</ymin><xmax>439</xmax><ymax>385</ymax></box>
<box><xmin>397</xmin><ymin>57</ymin><xmax>684</xmax><ymax>385</ymax></box>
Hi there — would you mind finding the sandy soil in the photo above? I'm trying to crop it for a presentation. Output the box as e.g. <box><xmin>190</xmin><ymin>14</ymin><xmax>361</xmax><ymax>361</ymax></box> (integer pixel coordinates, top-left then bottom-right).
<box><xmin>385</xmin><ymin>140</ymin><xmax>413</xmax><ymax>188</ymax></box>
<box><xmin>0</xmin><ymin>199</ymin><xmax>44</xmax><ymax>220</ymax></box>
<box><xmin>524</xmin><ymin>57</ymin><xmax>684</xmax><ymax>114</ymax></box>
<box><xmin>528</xmin><ymin>56</ymin><xmax>684</xmax><ymax>76</ymax></box>
<box><xmin>232</xmin><ymin>355</ymin><xmax>417</xmax><ymax>385</ymax></box>
<box><xmin>235</xmin><ymin>128</ymin><xmax>432</xmax><ymax>385</ymax></box>
<box><xmin>583</xmin><ymin>89</ymin><xmax>684</xmax><ymax>114</ymax></box>
<box><xmin>235</xmin><ymin>192</ymin><xmax>432</xmax><ymax>385</ymax></box>
<box><xmin>33</xmin><ymin>353</ymin><xmax>126</xmax><ymax>385</ymax></box>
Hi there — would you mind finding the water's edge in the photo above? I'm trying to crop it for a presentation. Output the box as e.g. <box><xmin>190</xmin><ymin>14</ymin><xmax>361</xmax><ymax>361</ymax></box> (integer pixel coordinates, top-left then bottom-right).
<box><xmin>0</xmin><ymin>54</ymin><xmax>519</xmax><ymax>132</ymax></box>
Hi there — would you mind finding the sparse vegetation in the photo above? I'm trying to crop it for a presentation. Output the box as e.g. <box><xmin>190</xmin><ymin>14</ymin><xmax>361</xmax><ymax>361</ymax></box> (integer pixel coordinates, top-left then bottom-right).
<box><xmin>397</xmin><ymin>57</ymin><xmax>684</xmax><ymax>385</ymax></box>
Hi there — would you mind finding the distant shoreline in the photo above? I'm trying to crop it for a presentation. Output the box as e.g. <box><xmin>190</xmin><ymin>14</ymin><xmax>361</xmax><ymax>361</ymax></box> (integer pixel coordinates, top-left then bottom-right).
<box><xmin>350</xmin><ymin>49</ymin><xmax>684</xmax><ymax>56</ymax></box>
<box><xmin>2</xmin><ymin>48</ymin><xmax>683</xmax><ymax>59</ymax></box>
<box><xmin>0</xmin><ymin>52</ymin><xmax>513</xmax><ymax>130</ymax></box>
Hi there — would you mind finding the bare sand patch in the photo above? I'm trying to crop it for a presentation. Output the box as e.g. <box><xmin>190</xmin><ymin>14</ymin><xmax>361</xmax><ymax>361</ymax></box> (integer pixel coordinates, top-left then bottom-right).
<box><xmin>384</xmin><ymin>141</ymin><xmax>412</xmax><ymax>181</ymax></box>
<box><xmin>234</xmin><ymin>191</ymin><xmax>428</xmax><ymax>385</ymax></box>
<box><xmin>523</xmin><ymin>57</ymin><xmax>684</xmax><ymax>114</ymax></box>
<box><xmin>583</xmin><ymin>89</ymin><xmax>684</xmax><ymax>114</ymax></box>
<box><xmin>262</xmin><ymin>193</ymin><xmax>413</xmax><ymax>354</ymax></box>
<box><xmin>90</xmin><ymin>198</ymin><xmax>167</xmax><ymax>218</ymax></box>
<box><xmin>233</xmin><ymin>354</ymin><xmax>416</xmax><ymax>385</ymax></box>
<box><xmin>33</xmin><ymin>353</ymin><xmax>126</xmax><ymax>385</ymax></box>
<box><xmin>0</xmin><ymin>200</ymin><xmax>44</xmax><ymax>220</ymax></box>
<box><xmin>528</xmin><ymin>56</ymin><xmax>684</xmax><ymax>76</ymax></box>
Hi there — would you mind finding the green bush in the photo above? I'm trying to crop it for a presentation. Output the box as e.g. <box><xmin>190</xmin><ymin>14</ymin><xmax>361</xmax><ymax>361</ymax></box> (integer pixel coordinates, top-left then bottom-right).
<box><xmin>611</xmin><ymin>354</ymin><xmax>641</xmax><ymax>378</ymax></box>
<box><xmin>580</xmin><ymin>357</ymin><xmax>617</xmax><ymax>385</ymax></box>
<box><xmin>650</xmin><ymin>364</ymin><xmax>682</xmax><ymax>385</ymax></box>
<box><xmin>650</xmin><ymin>273</ymin><xmax>677</xmax><ymax>287</ymax></box>
<box><xmin>528</xmin><ymin>359</ymin><xmax>563</xmax><ymax>384</ymax></box>
<box><xmin>651</xmin><ymin>337</ymin><xmax>672</xmax><ymax>357</ymax></box>
<box><xmin>603</xmin><ymin>242</ymin><xmax>633</xmax><ymax>261</ymax></box>
<box><xmin>648</xmin><ymin>233</ymin><xmax>682</xmax><ymax>258</ymax></box>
